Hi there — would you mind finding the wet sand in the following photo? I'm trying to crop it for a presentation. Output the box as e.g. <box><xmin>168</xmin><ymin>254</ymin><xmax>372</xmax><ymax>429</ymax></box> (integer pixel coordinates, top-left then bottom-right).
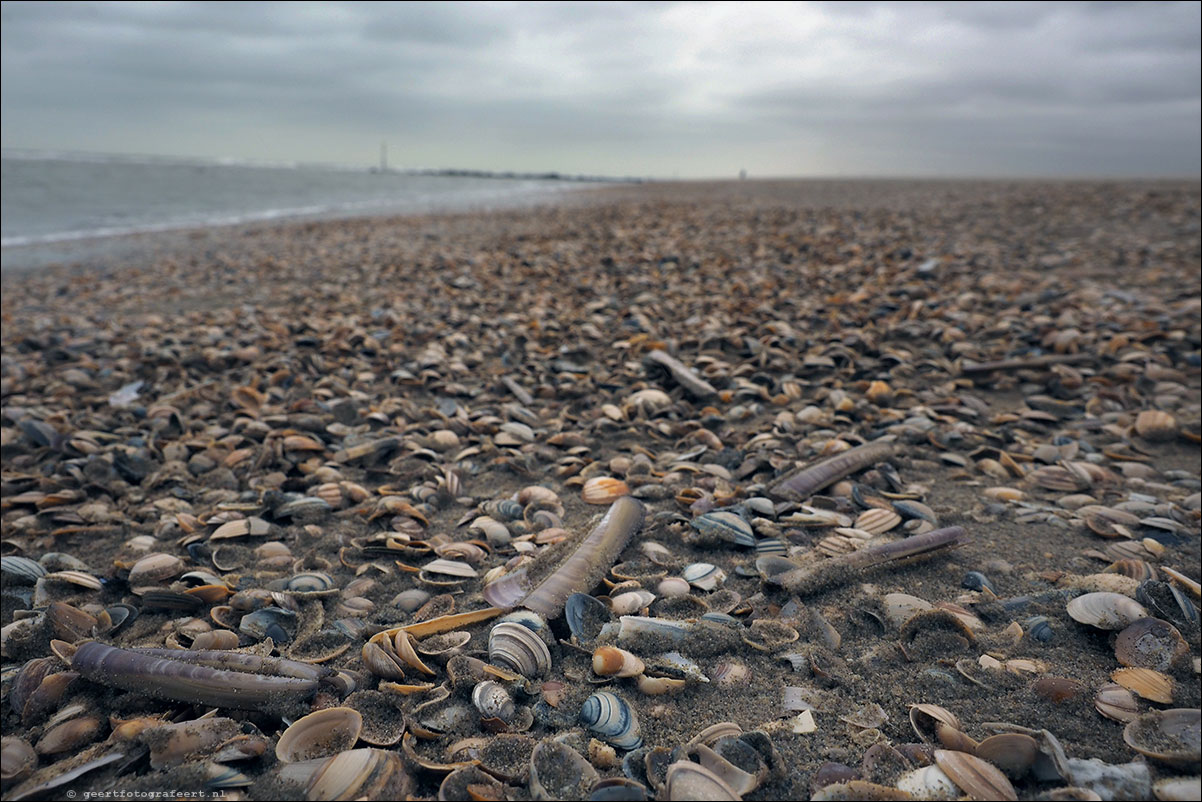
<box><xmin>2</xmin><ymin>179</ymin><xmax>1199</xmax><ymax>800</ymax></box>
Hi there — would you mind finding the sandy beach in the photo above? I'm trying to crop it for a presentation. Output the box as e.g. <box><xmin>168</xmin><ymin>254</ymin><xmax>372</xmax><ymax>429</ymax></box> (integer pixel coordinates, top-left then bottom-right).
<box><xmin>2</xmin><ymin>179</ymin><xmax>1199</xmax><ymax>801</ymax></box>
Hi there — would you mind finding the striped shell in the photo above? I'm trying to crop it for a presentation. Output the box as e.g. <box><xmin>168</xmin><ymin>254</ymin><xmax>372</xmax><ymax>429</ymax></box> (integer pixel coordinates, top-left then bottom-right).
<box><xmin>488</xmin><ymin>621</ymin><xmax>551</xmax><ymax>678</ymax></box>
<box><xmin>580</xmin><ymin>691</ymin><xmax>642</xmax><ymax>750</ymax></box>
<box><xmin>683</xmin><ymin>563</ymin><xmax>725</xmax><ymax>591</ymax></box>
<box><xmin>691</xmin><ymin>511</ymin><xmax>755</xmax><ymax>547</ymax></box>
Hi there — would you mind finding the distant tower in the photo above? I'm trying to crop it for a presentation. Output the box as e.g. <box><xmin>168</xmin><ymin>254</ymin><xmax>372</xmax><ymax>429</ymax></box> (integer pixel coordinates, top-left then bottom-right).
<box><xmin>739</xmin><ymin>169</ymin><xmax>747</xmax><ymax>180</ymax></box>
<box><xmin>380</xmin><ymin>142</ymin><xmax>388</xmax><ymax>172</ymax></box>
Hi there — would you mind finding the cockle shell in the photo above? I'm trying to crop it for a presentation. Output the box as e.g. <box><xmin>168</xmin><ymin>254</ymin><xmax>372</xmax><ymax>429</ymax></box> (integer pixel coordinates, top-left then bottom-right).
<box><xmin>275</xmin><ymin>707</ymin><xmax>363</xmax><ymax>763</ymax></box>
<box><xmin>583</xmin><ymin>477</ymin><xmax>630</xmax><ymax>505</ymax></box>
<box><xmin>1066</xmin><ymin>592</ymin><xmax>1148</xmax><ymax>630</ymax></box>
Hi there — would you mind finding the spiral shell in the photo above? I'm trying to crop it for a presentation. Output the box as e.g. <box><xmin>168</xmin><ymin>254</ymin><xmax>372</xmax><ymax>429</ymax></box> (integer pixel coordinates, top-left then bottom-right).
<box><xmin>580</xmin><ymin>691</ymin><xmax>642</xmax><ymax>750</ymax></box>
<box><xmin>488</xmin><ymin>621</ymin><xmax>551</xmax><ymax>678</ymax></box>
<box><xmin>472</xmin><ymin>680</ymin><xmax>515</xmax><ymax>722</ymax></box>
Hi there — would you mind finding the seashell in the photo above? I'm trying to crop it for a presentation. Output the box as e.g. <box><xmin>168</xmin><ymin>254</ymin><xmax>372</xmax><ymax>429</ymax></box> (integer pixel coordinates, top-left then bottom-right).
<box><xmin>580</xmin><ymin>692</ymin><xmax>642</xmax><ymax>750</ymax></box>
<box><xmin>625</xmin><ymin>388</ymin><xmax>672</xmax><ymax>416</ymax></box>
<box><xmin>1024</xmin><ymin>616</ymin><xmax>1055</xmax><ymax>644</ymax></box>
<box><xmin>1</xmin><ymin>556</ymin><xmax>46</xmax><ymax>584</ymax></box>
<box><xmin>345</xmin><ymin>690</ymin><xmax>406</xmax><ymax>747</ymax></box>
<box><xmin>420</xmin><ymin>558</ymin><xmax>478</xmax><ymax>578</ymax></box>
<box><xmin>882</xmin><ymin>593</ymin><xmax>934</xmax><ymax>629</ymax></box>
<box><xmin>392</xmin><ymin>589</ymin><xmax>432</xmax><ymax>612</ymax></box>
<box><xmin>1153</xmin><ymin>777</ymin><xmax>1202</xmax><ymax>801</ymax></box>
<box><xmin>35</xmin><ymin>716</ymin><xmax>102</xmax><ymax>756</ymax></box>
<box><xmin>472</xmin><ymin>680</ymin><xmax>516</xmax><ymax>722</ymax></box>
<box><xmin>46</xmin><ymin>602</ymin><xmax>97</xmax><ymax>643</ymax></box>
<box><xmin>361</xmin><ymin>642</ymin><xmax>407</xmax><ymax>681</ymax></box>
<box><xmin>610</xmin><ymin>590</ymin><xmax>656</xmax><ymax>616</ymax></box>
<box><xmin>583</xmin><ymin>477</ymin><xmax>630</xmax><ymax>505</ymax></box>
<box><xmin>488</xmin><ymin>621</ymin><xmax>552</xmax><ymax>678</ymax></box>
<box><xmin>593</xmin><ymin>646</ymin><xmax>645</xmax><ymax>678</ymax></box>
<box><xmin>438</xmin><ymin>765</ymin><xmax>504</xmax><ymax>802</ymax></box>
<box><xmin>275</xmin><ymin>707</ymin><xmax>363</xmax><ymax>763</ymax></box>
<box><xmin>896</xmin><ymin>764</ymin><xmax>959</xmax><ymax>800</ymax></box>
<box><xmin>482</xmin><ymin>498</ymin><xmax>525</xmax><ymax>522</ymax></box>
<box><xmin>591</xmin><ymin>776</ymin><xmax>650</xmax><ymax>801</ymax></box>
<box><xmin>1112</xmin><ymin>667</ymin><xmax>1174</xmax><ymax>704</ymax></box>
<box><xmin>933</xmin><ymin>748</ymin><xmax>1018</xmax><ymax>801</ymax></box>
<box><xmin>1066</xmin><ymin>592</ymin><xmax>1148</xmax><ymax>630</ymax></box>
<box><xmin>209</xmin><ymin>516</ymin><xmax>272</xmax><ymax>540</ymax></box>
<box><xmin>286</xmin><ymin>572</ymin><xmax>335</xmax><ymax>593</ymax></box>
<box><xmin>1123</xmin><ymin>708</ymin><xmax>1200</xmax><ymax>769</ymax></box>
<box><xmin>477</xmin><ymin>732</ymin><xmax>536</xmax><ymax>781</ymax></box>
<box><xmin>961</xmin><ymin>571</ymin><xmax>996</xmax><ymax>595</ymax></box>
<box><xmin>973</xmin><ymin>733</ymin><xmax>1039</xmax><ymax>780</ymax></box>
<box><xmin>1032</xmin><ymin>676</ymin><xmax>1086</xmax><ymax>703</ymax></box>
<box><xmin>416</xmin><ymin>630</ymin><xmax>472</xmax><ymax>662</ymax></box>
<box><xmin>483</xmin><ymin>497</ymin><xmax>645</xmax><ymax>617</ymax></box>
<box><xmin>1</xmin><ymin>735</ymin><xmax>37</xmax><ymax>782</ymax></box>
<box><xmin>690</xmin><ymin>511</ymin><xmax>756</xmax><ymax>547</ymax></box>
<box><xmin>1095</xmin><ymin>683</ymin><xmax>1141</xmax><ymax>723</ymax></box>
<box><xmin>127</xmin><ymin>552</ymin><xmax>183</xmax><ymax>587</ymax></box>
<box><xmin>682</xmin><ymin>562</ymin><xmax>725</xmax><ymax>591</ymax></box>
<box><xmin>239</xmin><ymin>606</ymin><xmax>298</xmax><ymax>642</ymax></box>
<box><xmin>663</xmin><ymin>760</ymin><xmax>741</xmax><ymax>801</ymax></box>
<box><xmin>144</xmin><ymin>718</ymin><xmax>243</xmax><ymax>769</ymax></box>
<box><xmin>68</xmin><ymin>642</ymin><xmax>324</xmax><ymax>711</ymax></box>
<box><xmin>636</xmin><ymin>674</ymin><xmax>686</xmax><ymax>695</ymax></box>
<box><xmin>529</xmin><ymin>740</ymin><xmax>599</xmax><ymax>801</ymax></box>
<box><xmin>657</xmin><ymin>577</ymin><xmax>691</xmax><ymax>598</ymax></box>
<box><xmin>742</xmin><ymin>619</ymin><xmax>799</xmax><ymax>652</ymax></box>
<box><xmin>646</xmin><ymin>651</ymin><xmax>709</xmax><ymax>684</ymax></box>
<box><xmin>685</xmin><ymin>742</ymin><xmax>760</xmax><ymax>796</ymax></box>
<box><xmin>304</xmin><ymin>747</ymin><xmax>411</xmax><ymax>801</ymax></box>
<box><xmin>1114</xmin><ymin>617</ymin><xmax>1187</xmax><ymax>671</ymax></box>
<box><xmin>190</xmin><ymin>630</ymin><xmax>239</xmax><ymax>650</ymax></box>
<box><xmin>909</xmin><ymin>704</ymin><xmax>961</xmax><ymax>744</ymax></box>
<box><xmin>1134</xmin><ymin>410</ymin><xmax>1178</xmax><ymax>441</ymax></box>
<box><xmin>855</xmin><ymin>508</ymin><xmax>901</xmax><ymax>535</ymax></box>
<box><xmin>1136</xmin><ymin>581</ymin><xmax>1199</xmax><ymax>632</ymax></box>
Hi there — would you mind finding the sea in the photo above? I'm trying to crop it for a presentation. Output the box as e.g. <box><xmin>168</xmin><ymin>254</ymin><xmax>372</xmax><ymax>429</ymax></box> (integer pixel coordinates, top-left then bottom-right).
<box><xmin>1</xmin><ymin>150</ymin><xmax>606</xmax><ymax>270</ymax></box>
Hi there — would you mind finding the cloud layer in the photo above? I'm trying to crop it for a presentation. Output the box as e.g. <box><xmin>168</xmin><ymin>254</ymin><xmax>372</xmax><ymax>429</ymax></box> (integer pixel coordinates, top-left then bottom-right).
<box><xmin>2</xmin><ymin>1</ymin><xmax>1198</xmax><ymax>177</ymax></box>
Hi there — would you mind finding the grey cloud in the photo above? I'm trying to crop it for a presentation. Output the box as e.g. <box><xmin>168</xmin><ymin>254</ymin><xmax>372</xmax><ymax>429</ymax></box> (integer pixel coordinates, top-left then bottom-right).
<box><xmin>1</xmin><ymin>0</ymin><xmax>1198</xmax><ymax>177</ymax></box>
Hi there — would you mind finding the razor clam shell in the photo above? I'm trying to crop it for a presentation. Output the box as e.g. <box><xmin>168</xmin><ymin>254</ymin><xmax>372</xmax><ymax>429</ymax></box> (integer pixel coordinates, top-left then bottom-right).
<box><xmin>482</xmin><ymin>496</ymin><xmax>645</xmax><ymax>618</ymax></box>
<box><xmin>70</xmin><ymin>642</ymin><xmax>322</xmax><ymax>710</ymax></box>
<box><xmin>768</xmin><ymin>440</ymin><xmax>896</xmax><ymax>502</ymax></box>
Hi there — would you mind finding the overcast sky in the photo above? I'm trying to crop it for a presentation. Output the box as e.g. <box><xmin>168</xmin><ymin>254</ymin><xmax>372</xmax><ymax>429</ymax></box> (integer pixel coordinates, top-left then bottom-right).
<box><xmin>1</xmin><ymin>1</ymin><xmax>1198</xmax><ymax>178</ymax></box>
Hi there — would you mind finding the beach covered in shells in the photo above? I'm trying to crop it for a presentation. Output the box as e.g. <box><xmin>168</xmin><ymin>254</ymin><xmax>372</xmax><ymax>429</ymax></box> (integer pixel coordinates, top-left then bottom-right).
<box><xmin>2</xmin><ymin>179</ymin><xmax>1200</xmax><ymax>801</ymax></box>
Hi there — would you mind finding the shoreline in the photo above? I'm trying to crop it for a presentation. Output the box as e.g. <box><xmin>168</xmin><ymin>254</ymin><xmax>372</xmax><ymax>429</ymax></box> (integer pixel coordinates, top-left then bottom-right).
<box><xmin>2</xmin><ymin>179</ymin><xmax>1199</xmax><ymax>801</ymax></box>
